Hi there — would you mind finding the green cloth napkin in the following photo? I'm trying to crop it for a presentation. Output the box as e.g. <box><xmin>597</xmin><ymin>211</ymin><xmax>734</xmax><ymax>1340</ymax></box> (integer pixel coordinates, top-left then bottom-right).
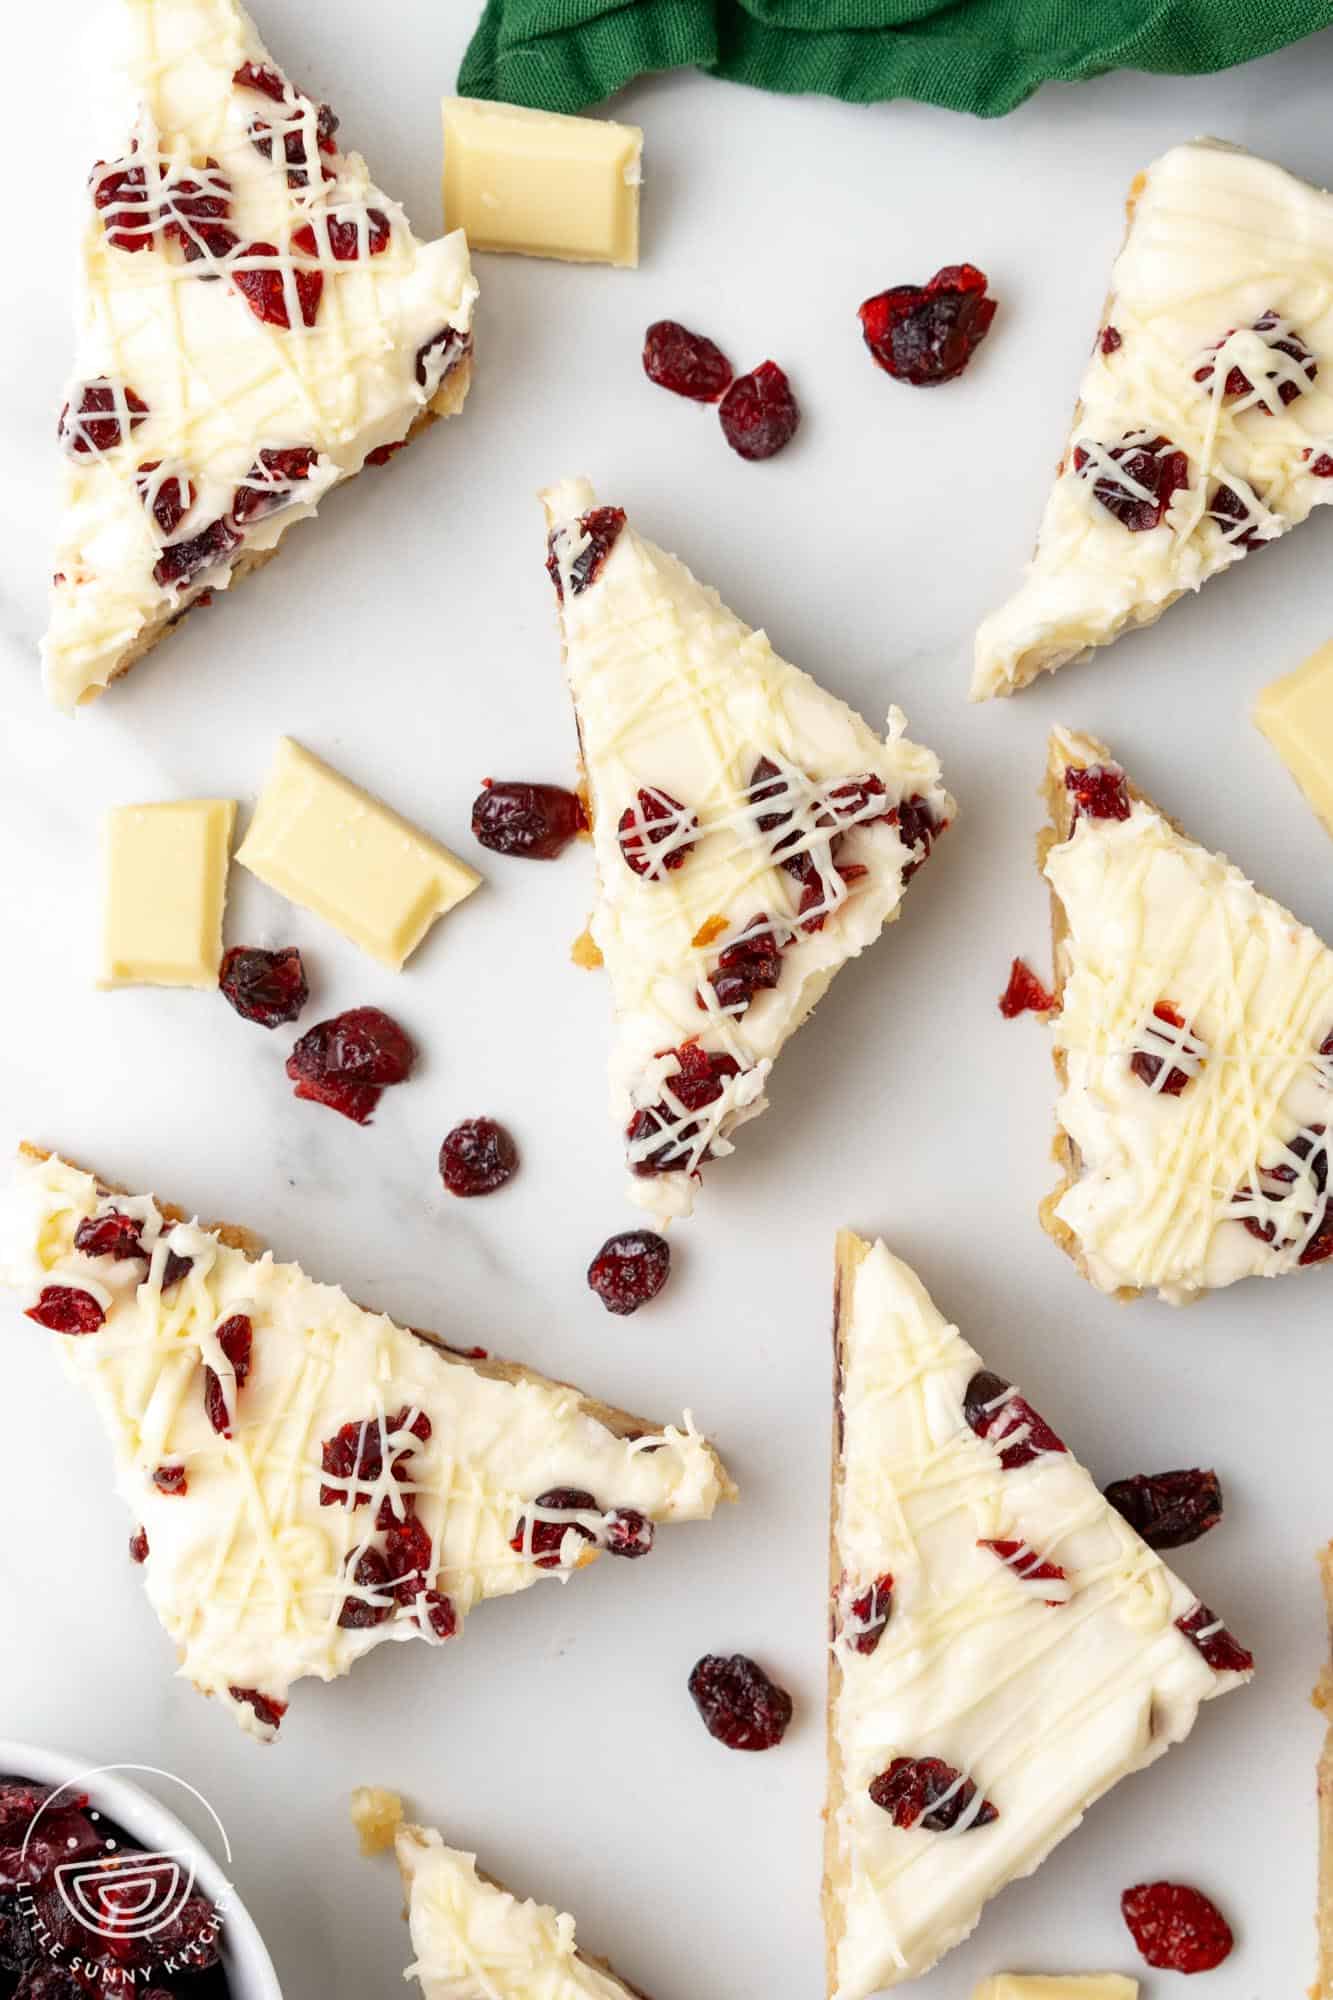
<box><xmin>457</xmin><ymin>0</ymin><xmax>1333</xmax><ymax>119</ymax></box>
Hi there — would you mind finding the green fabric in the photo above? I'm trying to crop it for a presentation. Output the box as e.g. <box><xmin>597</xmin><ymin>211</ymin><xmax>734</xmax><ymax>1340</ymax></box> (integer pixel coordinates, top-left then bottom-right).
<box><xmin>457</xmin><ymin>0</ymin><xmax>1333</xmax><ymax>118</ymax></box>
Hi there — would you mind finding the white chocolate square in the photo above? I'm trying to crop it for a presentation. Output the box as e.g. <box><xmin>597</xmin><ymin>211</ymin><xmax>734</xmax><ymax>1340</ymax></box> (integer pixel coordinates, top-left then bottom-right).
<box><xmin>100</xmin><ymin>800</ymin><xmax>236</xmax><ymax>988</ymax></box>
<box><xmin>973</xmin><ymin>1979</ymin><xmax>1139</xmax><ymax>2000</ymax></box>
<box><xmin>442</xmin><ymin>98</ymin><xmax>641</xmax><ymax>266</ymax></box>
<box><xmin>1256</xmin><ymin>639</ymin><xmax>1333</xmax><ymax>839</ymax></box>
<box><xmin>236</xmin><ymin>740</ymin><xmax>481</xmax><ymax>970</ymax></box>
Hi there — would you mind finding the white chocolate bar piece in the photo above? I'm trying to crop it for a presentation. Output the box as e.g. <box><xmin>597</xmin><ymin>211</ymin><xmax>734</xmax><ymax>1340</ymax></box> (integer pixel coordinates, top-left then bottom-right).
<box><xmin>1255</xmin><ymin>639</ymin><xmax>1333</xmax><ymax>839</ymax></box>
<box><xmin>100</xmin><ymin>799</ymin><xmax>235</xmax><ymax>988</ymax></box>
<box><xmin>442</xmin><ymin>98</ymin><xmax>641</xmax><ymax>266</ymax></box>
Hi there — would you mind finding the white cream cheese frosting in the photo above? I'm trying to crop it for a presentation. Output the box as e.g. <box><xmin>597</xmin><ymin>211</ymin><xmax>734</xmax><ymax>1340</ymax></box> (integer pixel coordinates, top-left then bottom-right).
<box><xmin>396</xmin><ymin>1824</ymin><xmax>642</xmax><ymax>2000</ymax></box>
<box><xmin>542</xmin><ymin>478</ymin><xmax>956</xmax><ymax>1223</ymax></box>
<box><xmin>974</xmin><ymin>139</ymin><xmax>1333</xmax><ymax>699</ymax></box>
<box><xmin>1045</xmin><ymin>728</ymin><xmax>1333</xmax><ymax>1302</ymax></box>
<box><xmin>3</xmin><ymin>1151</ymin><xmax>730</xmax><ymax>1739</ymax></box>
<box><xmin>825</xmin><ymin>1235</ymin><xmax>1251</xmax><ymax>1998</ymax></box>
<box><xmin>43</xmin><ymin>0</ymin><xmax>478</xmax><ymax>709</ymax></box>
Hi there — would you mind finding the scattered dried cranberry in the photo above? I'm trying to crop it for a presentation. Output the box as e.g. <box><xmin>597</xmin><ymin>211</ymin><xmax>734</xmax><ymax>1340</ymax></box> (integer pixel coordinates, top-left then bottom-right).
<box><xmin>418</xmin><ymin>1591</ymin><xmax>457</xmax><ymax>1640</ymax></box>
<box><xmin>287</xmin><ymin>1006</ymin><xmax>416</xmax><ymax>1124</ymax></box>
<box><xmin>869</xmin><ymin>1755</ymin><xmax>998</xmax><ymax>1831</ymax></box>
<box><xmin>718</xmin><ymin>361</ymin><xmax>800</xmax><ymax>461</ymax></box>
<box><xmin>135</xmin><ymin>461</ymin><xmax>195</xmax><ymax>538</ymax></box>
<box><xmin>233</xmin><ymin>60</ymin><xmax>287</xmax><ymax>100</ymax></box>
<box><xmin>25</xmin><ymin>1286</ymin><xmax>105</xmax><ymax>1334</ymax></box>
<box><xmin>153</xmin><ymin>1464</ymin><xmax>188</xmax><ymax>1495</ymax></box>
<box><xmin>964</xmin><ymin>1369</ymin><xmax>1066</xmax><ymax>1471</ymax></box>
<box><xmin>338</xmin><ymin>1546</ymin><xmax>393</xmax><ymax>1628</ymax></box>
<box><xmin>129</xmin><ymin>1527</ymin><xmax>149</xmax><ymax>1564</ymax></box>
<box><xmin>383</xmin><ymin>1510</ymin><xmax>434</xmax><ymax>1602</ymax></box>
<box><xmin>858</xmin><ymin>265</ymin><xmax>996</xmax><ymax>387</ymax></box>
<box><xmin>1194</xmin><ymin>310</ymin><xmax>1315</xmax><ymax>408</ymax></box>
<box><xmin>1065</xmin><ymin>762</ymin><xmax>1131</xmax><ymax>823</ymax></box>
<box><xmin>471</xmin><ymin>779</ymin><xmax>586</xmax><ymax>859</ymax></box>
<box><xmin>546</xmin><ymin>506</ymin><xmax>627</xmax><ymax>599</ymax></box>
<box><xmin>74</xmin><ymin>1210</ymin><xmax>147</xmax><ymax>1261</ymax></box>
<box><xmin>1073</xmin><ymin>434</ymin><xmax>1189</xmax><ymax>532</ymax></box>
<box><xmin>998</xmin><ymin>957</ymin><xmax>1056</xmax><ymax>1018</ymax></box>
<box><xmin>1130</xmin><ymin>1000</ymin><xmax>1198</xmax><ymax>1095</ymax></box>
<box><xmin>220</xmin><ymin>945</ymin><xmax>308</xmax><ymax>1027</ymax></box>
<box><xmin>59</xmin><ymin>381</ymin><xmax>148</xmax><ymax>456</ymax></box>
<box><xmin>706</xmin><ymin>915</ymin><xmax>783</xmax><ymax>1014</ymax></box>
<box><xmin>1209</xmin><ymin>481</ymin><xmax>1265</xmax><ymax>550</ymax></box>
<box><xmin>1121</xmin><ymin>1880</ymin><xmax>1234</xmax><ymax>1973</ymax></box>
<box><xmin>439</xmin><ymin>1118</ymin><xmax>519</xmax><ymax>1197</ymax></box>
<box><xmin>1105</xmin><ymin>1468</ymin><xmax>1222</xmax><ymax>1550</ymax></box>
<box><xmin>978</xmin><ymin>1538</ymin><xmax>1068</xmax><ymax>1601</ymax></box>
<box><xmin>291</xmin><ymin>210</ymin><xmax>390</xmax><ymax>260</ymax></box>
<box><xmin>231</xmin><ymin>445</ymin><xmax>319</xmax><ymax>524</ymax></box>
<box><xmin>152</xmin><ymin>516</ymin><xmax>241</xmax><ymax>590</ymax></box>
<box><xmin>889</xmin><ymin>795</ymin><xmax>942</xmax><ymax>880</ymax></box>
<box><xmin>1100</xmin><ymin>325</ymin><xmax>1123</xmax><ymax>354</ymax></box>
<box><xmin>845</xmin><ymin>1574</ymin><xmax>894</xmax><ymax>1655</ymax></box>
<box><xmin>231</xmin><ymin>243</ymin><xmax>323</xmax><ymax>328</ymax></box>
<box><xmin>229</xmin><ymin>1684</ymin><xmax>288</xmax><ymax>1731</ymax></box>
<box><xmin>320</xmin><ymin>1407</ymin><xmax>428</xmax><ymax>1507</ymax></box>
<box><xmin>1176</xmin><ymin>1602</ymin><xmax>1253</xmax><ymax>1674</ymax></box>
<box><xmin>642</xmin><ymin>319</ymin><xmax>733</xmax><ymax>402</ymax></box>
<box><xmin>627</xmin><ymin>1043</ymin><xmax>741</xmax><ymax>1176</ymax></box>
<box><xmin>1307</xmin><ymin>449</ymin><xmax>1333</xmax><ymax>477</ymax></box>
<box><xmin>416</xmin><ymin>326</ymin><xmax>470</xmax><ymax>391</ymax></box>
<box><xmin>618</xmin><ymin>788</ymin><xmax>698</xmax><ymax>878</ymax></box>
<box><xmin>603</xmin><ymin>1508</ymin><xmax>654</xmax><ymax>1558</ymax></box>
<box><xmin>203</xmin><ymin>1313</ymin><xmax>254</xmax><ymax>1437</ymax></box>
<box><xmin>511</xmin><ymin>1488</ymin><xmax>599</xmax><ymax>1569</ymax></box>
<box><xmin>688</xmin><ymin>1653</ymin><xmax>792</xmax><ymax>1750</ymax></box>
<box><xmin>587</xmin><ymin>1230</ymin><xmax>671</xmax><ymax>1315</ymax></box>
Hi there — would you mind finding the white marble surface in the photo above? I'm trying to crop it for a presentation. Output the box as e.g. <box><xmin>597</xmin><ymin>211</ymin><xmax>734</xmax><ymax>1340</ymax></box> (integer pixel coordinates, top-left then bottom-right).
<box><xmin>4</xmin><ymin>4</ymin><xmax>1332</xmax><ymax>1996</ymax></box>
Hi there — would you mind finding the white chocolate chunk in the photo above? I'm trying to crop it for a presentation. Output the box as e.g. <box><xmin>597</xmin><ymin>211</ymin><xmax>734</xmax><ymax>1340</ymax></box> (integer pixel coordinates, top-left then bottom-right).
<box><xmin>972</xmin><ymin>1980</ymin><xmax>1138</xmax><ymax>2000</ymax></box>
<box><xmin>443</xmin><ymin>99</ymin><xmax>641</xmax><ymax>266</ymax></box>
<box><xmin>1255</xmin><ymin>639</ymin><xmax>1333</xmax><ymax>839</ymax></box>
<box><xmin>100</xmin><ymin>799</ymin><xmax>235</xmax><ymax>988</ymax></box>
<box><xmin>236</xmin><ymin>739</ymin><xmax>480</xmax><ymax>969</ymax></box>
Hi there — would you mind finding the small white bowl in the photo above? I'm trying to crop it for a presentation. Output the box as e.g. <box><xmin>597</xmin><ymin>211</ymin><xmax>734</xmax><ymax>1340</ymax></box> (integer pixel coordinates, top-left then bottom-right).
<box><xmin>0</xmin><ymin>1738</ymin><xmax>282</xmax><ymax>2000</ymax></box>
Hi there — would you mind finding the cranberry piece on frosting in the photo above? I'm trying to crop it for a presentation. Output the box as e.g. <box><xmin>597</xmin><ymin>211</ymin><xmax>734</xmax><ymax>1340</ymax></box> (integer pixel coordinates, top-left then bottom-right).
<box><xmin>546</xmin><ymin>507</ymin><xmax>626</xmax><ymax>600</ymax></box>
<box><xmin>618</xmin><ymin>788</ymin><xmax>698</xmax><ymax>878</ymax></box>
<box><xmin>963</xmin><ymin>1369</ymin><xmax>1066</xmax><ymax>1470</ymax></box>
<box><xmin>869</xmin><ymin>1755</ymin><xmax>998</xmax><ymax>1831</ymax></box>
<box><xmin>1175</xmin><ymin>1601</ymin><xmax>1253</xmax><ymax>1673</ymax></box>
<box><xmin>25</xmin><ymin>1286</ymin><xmax>105</xmax><ymax>1335</ymax></box>
<box><xmin>1072</xmin><ymin>434</ymin><xmax>1188</xmax><ymax>532</ymax></box>
<box><xmin>231</xmin><ymin>243</ymin><xmax>323</xmax><ymax>328</ymax></box>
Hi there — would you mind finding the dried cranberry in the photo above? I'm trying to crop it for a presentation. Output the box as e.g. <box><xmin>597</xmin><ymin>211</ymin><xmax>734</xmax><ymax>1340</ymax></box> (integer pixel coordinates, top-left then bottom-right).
<box><xmin>233</xmin><ymin>61</ymin><xmax>287</xmax><ymax>100</ymax></box>
<box><xmin>220</xmin><ymin>945</ymin><xmax>308</xmax><ymax>1026</ymax></box>
<box><xmin>627</xmin><ymin>1043</ymin><xmax>742</xmax><ymax>1176</ymax></box>
<box><xmin>384</xmin><ymin>1511</ymin><xmax>434</xmax><ymax>1602</ymax></box>
<box><xmin>231</xmin><ymin>445</ymin><xmax>319</xmax><ymax>524</ymax></box>
<box><xmin>203</xmin><ymin>1312</ymin><xmax>253</xmax><ymax>1437</ymax></box>
<box><xmin>59</xmin><ymin>381</ymin><xmax>148</xmax><ymax>456</ymax></box>
<box><xmin>718</xmin><ymin>361</ymin><xmax>800</xmax><ymax>461</ymax></box>
<box><xmin>705</xmin><ymin>915</ymin><xmax>783</xmax><ymax>1014</ymax></box>
<box><xmin>845</xmin><ymin>1574</ymin><xmax>894</xmax><ymax>1655</ymax></box>
<box><xmin>1308</xmin><ymin>450</ymin><xmax>1333</xmax><ymax>477</ymax></box>
<box><xmin>1064</xmin><ymin>762</ymin><xmax>1131</xmax><ymax>823</ymax></box>
<box><xmin>1100</xmin><ymin>325</ymin><xmax>1123</xmax><ymax>354</ymax></box>
<box><xmin>128</xmin><ymin>1527</ymin><xmax>149</xmax><ymax>1564</ymax></box>
<box><xmin>160</xmin><ymin>1248</ymin><xmax>194</xmax><ymax>1288</ymax></box>
<box><xmin>25</xmin><ymin>1286</ymin><xmax>105</xmax><ymax>1334</ymax></box>
<box><xmin>162</xmin><ymin>158</ymin><xmax>231</xmax><ymax>234</ymax></box>
<box><xmin>152</xmin><ymin>516</ymin><xmax>241</xmax><ymax>590</ymax></box>
<box><xmin>587</xmin><ymin>1230</ymin><xmax>671</xmax><ymax>1315</ymax></box>
<box><xmin>998</xmin><ymin>957</ymin><xmax>1056</xmax><ymax>1018</ymax></box>
<box><xmin>363</xmin><ymin>442</ymin><xmax>404</xmax><ymax>467</ymax></box>
<box><xmin>471</xmin><ymin>779</ymin><xmax>586</xmax><ymax>859</ymax></box>
<box><xmin>1130</xmin><ymin>1000</ymin><xmax>1198</xmax><ymax>1095</ymax></box>
<box><xmin>338</xmin><ymin>1546</ymin><xmax>393</xmax><ymax>1628</ymax></box>
<box><xmin>869</xmin><ymin>1756</ymin><xmax>998</xmax><ymax>1831</ymax></box>
<box><xmin>1105</xmin><ymin>1468</ymin><xmax>1222</xmax><ymax>1550</ymax></box>
<box><xmin>603</xmin><ymin>1508</ymin><xmax>654</xmax><ymax>1558</ymax></box>
<box><xmin>415</xmin><ymin>326</ymin><xmax>470</xmax><ymax>391</ymax></box>
<box><xmin>1237</xmin><ymin>1127</ymin><xmax>1331</xmax><ymax>1260</ymax></box>
<box><xmin>246</xmin><ymin>100</ymin><xmax>338</xmax><ymax>188</ymax></box>
<box><xmin>1194</xmin><ymin>310</ymin><xmax>1315</xmax><ymax>408</ymax></box>
<box><xmin>858</xmin><ymin>264</ymin><xmax>996</xmax><ymax>387</ymax></box>
<box><xmin>688</xmin><ymin>1654</ymin><xmax>792</xmax><ymax>1750</ymax></box>
<box><xmin>511</xmin><ymin>1488</ymin><xmax>600</xmax><ymax>1569</ymax></box>
<box><xmin>153</xmin><ymin>1464</ymin><xmax>188</xmax><ymax>1495</ymax></box>
<box><xmin>1209</xmin><ymin>480</ymin><xmax>1264</xmax><ymax>550</ymax></box>
<box><xmin>618</xmin><ymin>788</ymin><xmax>698</xmax><ymax>878</ymax></box>
<box><xmin>287</xmin><ymin>1006</ymin><xmax>416</xmax><ymax>1124</ymax></box>
<box><xmin>889</xmin><ymin>795</ymin><xmax>941</xmax><ymax>880</ymax></box>
<box><xmin>92</xmin><ymin>157</ymin><xmax>154</xmax><ymax>251</ymax></box>
<box><xmin>1121</xmin><ymin>1880</ymin><xmax>1234</xmax><ymax>1973</ymax></box>
<box><xmin>963</xmin><ymin>1369</ymin><xmax>1066</xmax><ymax>1470</ymax></box>
<box><xmin>1176</xmin><ymin>1602</ymin><xmax>1253</xmax><ymax>1674</ymax></box>
<box><xmin>74</xmin><ymin>1210</ymin><xmax>147</xmax><ymax>1261</ymax></box>
<box><xmin>135</xmin><ymin>461</ymin><xmax>195</xmax><ymax>538</ymax></box>
<box><xmin>439</xmin><ymin>1118</ymin><xmax>519</xmax><ymax>1197</ymax></box>
<box><xmin>418</xmin><ymin>1591</ymin><xmax>457</xmax><ymax>1640</ymax></box>
<box><xmin>978</xmin><ymin>1538</ymin><xmax>1068</xmax><ymax>1601</ymax></box>
<box><xmin>546</xmin><ymin>506</ymin><xmax>627</xmax><ymax>599</ymax></box>
<box><xmin>642</xmin><ymin>320</ymin><xmax>733</xmax><ymax>402</ymax></box>
<box><xmin>1073</xmin><ymin>434</ymin><xmax>1189</xmax><ymax>532</ymax></box>
<box><xmin>291</xmin><ymin>209</ymin><xmax>390</xmax><ymax>260</ymax></box>
<box><xmin>178</xmin><ymin>221</ymin><xmax>239</xmax><ymax>264</ymax></box>
<box><xmin>320</xmin><ymin>1408</ymin><xmax>426</xmax><ymax>1507</ymax></box>
<box><xmin>231</xmin><ymin>243</ymin><xmax>323</xmax><ymax>328</ymax></box>
<box><xmin>229</xmin><ymin>1685</ymin><xmax>288</xmax><ymax>1732</ymax></box>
